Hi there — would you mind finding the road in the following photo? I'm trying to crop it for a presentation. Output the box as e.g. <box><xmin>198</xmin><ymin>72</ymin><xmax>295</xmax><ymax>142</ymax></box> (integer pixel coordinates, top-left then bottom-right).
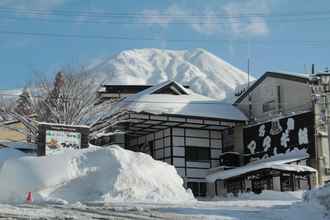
<box><xmin>0</xmin><ymin>199</ymin><xmax>313</xmax><ymax>220</ymax></box>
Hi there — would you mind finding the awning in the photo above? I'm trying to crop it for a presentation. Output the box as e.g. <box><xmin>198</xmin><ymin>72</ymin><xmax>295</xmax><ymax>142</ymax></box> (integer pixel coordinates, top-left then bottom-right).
<box><xmin>207</xmin><ymin>151</ymin><xmax>316</xmax><ymax>182</ymax></box>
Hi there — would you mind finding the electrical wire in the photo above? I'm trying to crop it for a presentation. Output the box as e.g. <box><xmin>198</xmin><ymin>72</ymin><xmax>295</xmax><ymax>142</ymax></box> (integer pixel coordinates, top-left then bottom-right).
<box><xmin>2</xmin><ymin>14</ymin><xmax>330</xmax><ymax>25</ymax></box>
<box><xmin>0</xmin><ymin>30</ymin><xmax>330</xmax><ymax>47</ymax></box>
<box><xmin>1</xmin><ymin>6</ymin><xmax>330</xmax><ymax>19</ymax></box>
<box><xmin>0</xmin><ymin>6</ymin><xmax>330</xmax><ymax>25</ymax></box>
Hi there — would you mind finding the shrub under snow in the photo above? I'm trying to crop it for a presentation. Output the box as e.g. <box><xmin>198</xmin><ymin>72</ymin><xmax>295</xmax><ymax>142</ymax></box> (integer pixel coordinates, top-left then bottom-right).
<box><xmin>0</xmin><ymin>145</ymin><xmax>194</xmax><ymax>204</ymax></box>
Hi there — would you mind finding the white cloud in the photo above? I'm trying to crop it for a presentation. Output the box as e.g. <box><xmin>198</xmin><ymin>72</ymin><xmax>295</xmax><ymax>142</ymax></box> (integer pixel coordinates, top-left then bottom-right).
<box><xmin>142</xmin><ymin>9</ymin><xmax>173</xmax><ymax>28</ymax></box>
<box><xmin>223</xmin><ymin>0</ymin><xmax>270</xmax><ymax>37</ymax></box>
<box><xmin>140</xmin><ymin>0</ymin><xmax>271</xmax><ymax>37</ymax></box>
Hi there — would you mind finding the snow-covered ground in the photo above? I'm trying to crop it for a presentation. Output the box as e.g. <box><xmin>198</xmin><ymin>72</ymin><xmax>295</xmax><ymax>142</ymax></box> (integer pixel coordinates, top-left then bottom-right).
<box><xmin>0</xmin><ymin>145</ymin><xmax>328</xmax><ymax>219</ymax></box>
<box><xmin>0</xmin><ymin>190</ymin><xmax>327</xmax><ymax>219</ymax></box>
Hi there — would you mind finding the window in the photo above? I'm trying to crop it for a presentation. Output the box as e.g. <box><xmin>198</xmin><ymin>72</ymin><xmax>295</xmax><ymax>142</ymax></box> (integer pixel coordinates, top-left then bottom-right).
<box><xmin>186</xmin><ymin>147</ymin><xmax>209</xmax><ymax>162</ymax></box>
<box><xmin>225</xmin><ymin>128</ymin><xmax>234</xmax><ymax>135</ymax></box>
<box><xmin>252</xmin><ymin>177</ymin><xmax>273</xmax><ymax>194</ymax></box>
<box><xmin>262</xmin><ymin>85</ymin><xmax>281</xmax><ymax>113</ymax></box>
<box><xmin>262</xmin><ymin>100</ymin><xmax>276</xmax><ymax>112</ymax></box>
<box><xmin>152</xmin><ymin>82</ymin><xmax>188</xmax><ymax>95</ymax></box>
<box><xmin>187</xmin><ymin>182</ymin><xmax>207</xmax><ymax>197</ymax></box>
<box><xmin>281</xmin><ymin>173</ymin><xmax>293</xmax><ymax>191</ymax></box>
<box><xmin>222</xmin><ymin>145</ymin><xmax>234</xmax><ymax>152</ymax></box>
<box><xmin>226</xmin><ymin>179</ymin><xmax>243</xmax><ymax>194</ymax></box>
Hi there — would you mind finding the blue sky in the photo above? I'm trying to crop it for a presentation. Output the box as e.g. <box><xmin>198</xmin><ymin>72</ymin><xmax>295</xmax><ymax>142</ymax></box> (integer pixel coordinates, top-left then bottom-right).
<box><xmin>0</xmin><ymin>0</ymin><xmax>330</xmax><ymax>89</ymax></box>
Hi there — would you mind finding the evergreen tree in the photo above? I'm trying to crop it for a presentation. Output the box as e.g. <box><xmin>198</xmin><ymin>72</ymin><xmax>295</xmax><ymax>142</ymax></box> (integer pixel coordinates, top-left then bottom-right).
<box><xmin>14</xmin><ymin>87</ymin><xmax>32</xmax><ymax>116</ymax></box>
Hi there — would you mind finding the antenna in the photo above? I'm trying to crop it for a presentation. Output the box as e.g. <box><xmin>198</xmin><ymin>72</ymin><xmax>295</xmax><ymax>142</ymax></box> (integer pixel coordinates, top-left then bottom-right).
<box><xmin>248</xmin><ymin>58</ymin><xmax>250</xmax><ymax>88</ymax></box>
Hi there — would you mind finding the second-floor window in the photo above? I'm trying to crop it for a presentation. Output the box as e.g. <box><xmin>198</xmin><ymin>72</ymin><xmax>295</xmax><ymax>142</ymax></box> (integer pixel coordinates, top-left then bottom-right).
<box><xmin>262</xmin><ymin>100</ymin><xmax>277</xmax><ymax>112</ymax></box>
<box><xmin>185</xmin><ymin>147</ymin><xmax>209</xmax><ymax>162</ymax></box>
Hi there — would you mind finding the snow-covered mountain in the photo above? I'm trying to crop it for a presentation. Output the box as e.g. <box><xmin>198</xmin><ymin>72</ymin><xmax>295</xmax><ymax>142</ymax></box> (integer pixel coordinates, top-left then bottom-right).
<box><xmin>88</xmin><ymin>48</ymin><xmax>254</xmax><ymax>101</ymax></box>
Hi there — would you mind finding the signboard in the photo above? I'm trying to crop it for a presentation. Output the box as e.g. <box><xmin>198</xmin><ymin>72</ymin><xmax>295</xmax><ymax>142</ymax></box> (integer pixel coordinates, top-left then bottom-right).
<box><xmin>243</xmin><ymin>111</ymin><xmax>315</xmax><ymax>163</ymax></box>
<box><xmin>38</xmin><ymin>123</ymin><xmax>89</xmax><ymax>156</ymax></box>
<box><xmin>46</xmin><ymin>130</ymin><xmax>81</xmax><ymax>150</ymax></box>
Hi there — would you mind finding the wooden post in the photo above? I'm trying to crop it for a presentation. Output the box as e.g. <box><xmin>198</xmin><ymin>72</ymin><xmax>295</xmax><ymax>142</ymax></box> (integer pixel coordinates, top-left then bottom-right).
<box><xmin>215</xmin><ymin>180</ymin><xmax>218</xmax><ymax>196</ymax></box>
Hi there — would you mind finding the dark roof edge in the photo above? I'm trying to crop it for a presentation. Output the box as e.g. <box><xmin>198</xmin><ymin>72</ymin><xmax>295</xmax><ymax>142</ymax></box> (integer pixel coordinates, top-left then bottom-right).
<box><xmin>102</xmin><ymin>84</ymin><xmax>190</xmax><ymax>89</ymax></box>
<box><xmin>234</xmin><ymin>71</ymin><xmax>310</xmax><ymax>104</ymax></box>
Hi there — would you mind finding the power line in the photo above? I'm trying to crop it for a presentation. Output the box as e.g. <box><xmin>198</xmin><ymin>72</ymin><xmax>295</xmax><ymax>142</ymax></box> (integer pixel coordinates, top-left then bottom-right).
<box><xmin>2</xmin><ymin>14</ymin><xmax>330</xmax><ymax>25</ymax></box>
<box><xmin>0</xmin><ymin>30</ymin><xmax>330</xmax><ymax>46</ymax></box>
<box><xmin>1</xmin><ymin>6</ymin><xmax>330</xmax><ymax>19</ymax></box>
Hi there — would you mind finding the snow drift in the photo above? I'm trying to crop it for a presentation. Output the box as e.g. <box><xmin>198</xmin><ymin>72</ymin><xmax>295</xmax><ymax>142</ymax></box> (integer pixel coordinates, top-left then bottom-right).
<box><xmin>0</xmin><ymin>148</ymin><xmax>25</xmax><ymax>168</ymax></box>
<box><xmin>88</xmin><ymin>48</ymin><xmax>252</xmax><ymax>101</ymax></box>
<box><xmin>0</xmin><ymin>145</ymin><xmax>194</xmax><ymax>204</ymax></box>
<box><xmin>304</xmin><ymin>183</ymin><xmax>330</xmax><ymax>215</ymax></box>
<box><xmin>224</xmin><ymin>190</ymin><xmax>304</xmax><ymax>201</ymax></box>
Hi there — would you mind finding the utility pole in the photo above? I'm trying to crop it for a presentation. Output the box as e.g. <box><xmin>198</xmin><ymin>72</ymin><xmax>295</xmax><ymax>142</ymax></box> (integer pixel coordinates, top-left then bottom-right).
<box><xmin>310</xmin><ymin>72</ymin><xmax>330</xmax><ymax>185</ymax></box>
<box><xmin>247</xmin><ymin>38</ymin><xmax>253</xmax><ymax>122</ymax></box>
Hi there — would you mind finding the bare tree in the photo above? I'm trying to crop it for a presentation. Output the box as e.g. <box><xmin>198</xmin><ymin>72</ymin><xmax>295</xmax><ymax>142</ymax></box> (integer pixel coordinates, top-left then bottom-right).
<box><xmin>0</xmin><ymin>67</ymin><xmax>115</xmax><ymax>142</ymax></box>
<box><xmin>0</xmin><ymin>96</ymin><xmax>15</xmax><ymax>121</ymax></box>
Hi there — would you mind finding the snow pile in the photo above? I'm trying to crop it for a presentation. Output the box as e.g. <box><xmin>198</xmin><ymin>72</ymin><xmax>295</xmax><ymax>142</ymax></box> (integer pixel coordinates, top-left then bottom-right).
<box><xmin>304</xmin><ymin>183</ymin><xmax>330</xmax><ymax>215</ymax></box>
<box><xmin>0</xmin><ymin>145</ymin><xmax>194</xmax><ymax>204</ymax></box>
<box><xmin>235</xmin><ymin>190</ymin><xmax>304</xmax><ymax>201</ymax></box>
<box><xmin>89</xmin><ymin>48</ymin><xmax>252</xmax><ymax>101</ymax></box>
<box><xmin>0</xmin><ymin>148</ymin><xmax>25</xmax><ymax>168</ymax></box>
<box><xmin>212</xmin><ymin>190</ymin><xmax>304</xmax><ymax>202</ymax></box>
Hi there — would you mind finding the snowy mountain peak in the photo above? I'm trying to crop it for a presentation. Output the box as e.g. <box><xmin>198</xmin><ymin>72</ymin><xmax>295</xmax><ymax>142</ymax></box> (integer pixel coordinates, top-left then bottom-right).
<box><xmin>89</xmin><ymin>48</ymin><xmax>254</xmax><ymax>101</ymax></box>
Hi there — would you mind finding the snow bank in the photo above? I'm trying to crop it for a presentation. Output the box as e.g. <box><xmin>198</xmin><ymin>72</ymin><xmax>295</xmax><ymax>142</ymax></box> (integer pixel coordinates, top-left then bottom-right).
<box><xmin>213</xmin><ymin>190</ymin><xmax>304</xmax><ymax>201</ymax></box>
<box><xmin>304</xmin><ymin>183</ymin><xmax>330</xmax><ymax>215</ymax></box>
<box><xmin>0</xmin><ymin>148</ymin><xmax>25</xmax><ymax>168</ymax></box>
<box><xmin>236</xmin><ymin>190</ymin><xmax>304</xmax><ymax>201</ymax></box>
<box><xmin>0</xmin><ymin>145</ymin><xmax>194</xmax><ymax>204</ymax></box>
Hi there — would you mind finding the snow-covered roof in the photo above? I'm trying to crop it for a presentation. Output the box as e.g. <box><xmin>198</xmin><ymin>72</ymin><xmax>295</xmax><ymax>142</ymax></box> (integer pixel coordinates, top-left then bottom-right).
<box><xmin>103</xmin><ymin>81</ymin><xmax>247</xmax><ymax>122</ymax></box>
<box><xmin>39</xmin><ymin>122</ymin><xmax>89</xmax><ymax>128</ymax></box>
<box><xmin>269</xmin><ymin>71</ymin><xmax>311</xmax><ymax>80</ymax></box>
<box><xmin>207</xmin><ymin>149</ymin><xmax>315</xmax><ymax>181</ymax></box>
<box><xmin>249</xmin><ymin>148</ymin><xmax>310</xmax><ymax>165</ymax></box>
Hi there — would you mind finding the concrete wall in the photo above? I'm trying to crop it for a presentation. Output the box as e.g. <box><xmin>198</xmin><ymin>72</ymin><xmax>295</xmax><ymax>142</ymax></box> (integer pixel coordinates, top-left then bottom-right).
<box><xmin>237</xmin><ymin>77</ymin><xmax>312</xmax><ymax>121</ymax></box>
<box><xmin>313</xmin><ymin>95</ymin><xmax>330</xmax><ymax>184</ymax></box>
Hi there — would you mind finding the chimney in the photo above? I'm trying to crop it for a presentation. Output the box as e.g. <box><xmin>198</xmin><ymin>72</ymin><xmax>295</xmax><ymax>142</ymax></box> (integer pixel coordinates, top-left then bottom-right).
<box><xmin>312</xmin><ymin>64</ymin><xmax>315</xmax><ymax>74</ymax></box>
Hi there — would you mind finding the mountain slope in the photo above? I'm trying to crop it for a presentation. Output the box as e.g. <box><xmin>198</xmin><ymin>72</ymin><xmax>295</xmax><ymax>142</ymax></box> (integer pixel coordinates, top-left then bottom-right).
<box><xmin>89</xmin><ymin>48</ymin><xmax>254</xmax><ymax>101</ymax></box>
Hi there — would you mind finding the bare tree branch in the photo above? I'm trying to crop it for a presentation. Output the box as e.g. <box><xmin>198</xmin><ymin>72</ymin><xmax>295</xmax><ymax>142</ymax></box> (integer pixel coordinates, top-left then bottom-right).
<box><xmin>0</xmin><ymin>67</ymin><xmax>113</xmax><ymax>143</ymax></box>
